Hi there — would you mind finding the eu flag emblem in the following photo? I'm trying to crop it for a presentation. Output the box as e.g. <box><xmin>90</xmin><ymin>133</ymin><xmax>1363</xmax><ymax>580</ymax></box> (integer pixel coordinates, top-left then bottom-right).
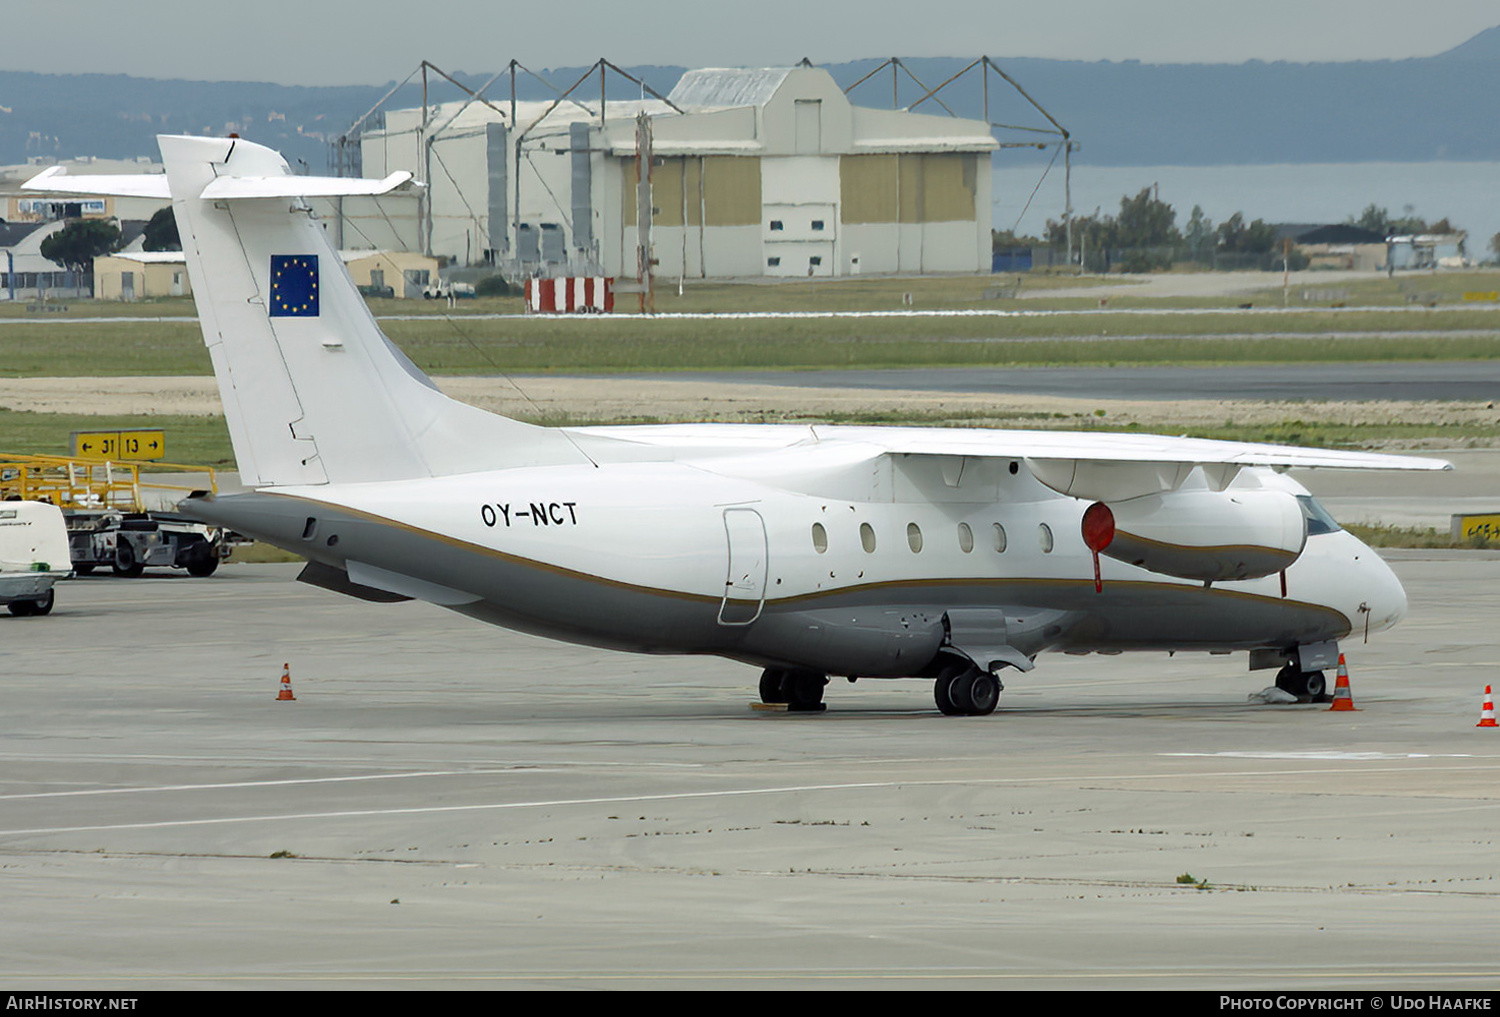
<box><xmin>269</xmin><ymin>255</ymin><xmax>319</xmax><ymax>317</ymax></box>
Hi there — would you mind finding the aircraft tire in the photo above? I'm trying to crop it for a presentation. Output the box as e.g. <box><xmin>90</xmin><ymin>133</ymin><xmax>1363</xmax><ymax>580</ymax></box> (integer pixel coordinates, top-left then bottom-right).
<box><xmin>935</xmin><ymin>660</ymin><xmax>979</xmax><ymax>715</ymax></box>
<box><xmin>966</xmin><ymin>672</ymin><xmax>1000</xmax><ymax>716</ymax></box>
<box><xmin>1302</xmin><ymin>670</ymin><xmax>1327</xmax><ymax>700</ymax></box>
<box><xmin>934</xmin><ymin>675</ymin><xmax>962</xmax><ymax>715</ymax></box>
<box><xmin>1275</xmin><ymin>664</ymin><xmax>1327</xmax><ymax>700</ymax></box>
<box><xmin>952</xmin><ymin>672</ymin><xmax>978</xmax><ymax>715</ymax></box>
<box><xmin>759</xmin><ymin>668</ymin><xmax>789</xmax><ymax>704</ymax></box>
<box><xmin>785</xmin><ymin>670</ymin><xmax>827</xmax><ymax>711</ymax></box>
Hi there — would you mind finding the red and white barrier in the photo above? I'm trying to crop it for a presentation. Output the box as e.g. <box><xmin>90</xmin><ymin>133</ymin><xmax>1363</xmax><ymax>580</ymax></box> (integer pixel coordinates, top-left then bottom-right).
<box><xmin>524</xmin><ymin>277</ymin><xmax>614</xmax><ymax>314</ymax></box>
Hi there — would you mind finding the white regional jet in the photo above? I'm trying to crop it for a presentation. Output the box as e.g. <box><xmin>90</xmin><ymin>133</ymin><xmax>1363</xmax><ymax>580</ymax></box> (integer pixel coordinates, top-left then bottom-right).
<box><xmin>29</xmin><ymin>136</ymin><xmax>1450</xmax><ymax>715</ymax></box>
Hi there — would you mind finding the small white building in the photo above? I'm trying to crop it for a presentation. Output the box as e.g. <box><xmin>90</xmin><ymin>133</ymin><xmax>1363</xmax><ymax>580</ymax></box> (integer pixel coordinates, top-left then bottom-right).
<box><xmin>94</xmin><ymin>252</ymin><xmax>191</xmax><ymax>300</ymax></box>
<box><xmin>0</xmin><ymin>219</ymin><xmax>77</xmax><ymax>300</ymax></box>
<box><xmin>339</xmin><ymin>250</ymin><xmax>440</xmax><ymax>298</ymax></box>
<box><xmin>0</xmin><ymin>157</ymin><xmax>169</xmax><ymax>300</ymax></box>
<box><xmin>1387</xmin><ymin>233</ymin><xmax>1469</xmax><ymax>270</ymax></box>
<box><xmin>347</xmin><ymin>66</ymin><xmax>996</xmax><ymax>279</ymax></box>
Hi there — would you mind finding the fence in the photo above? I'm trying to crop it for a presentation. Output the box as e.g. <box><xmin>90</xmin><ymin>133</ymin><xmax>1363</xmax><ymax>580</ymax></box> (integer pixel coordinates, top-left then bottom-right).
<box><xmin>993</xmin><ymin>247</ymin><xmax>1301</xmax><ymax>274</ymax></box>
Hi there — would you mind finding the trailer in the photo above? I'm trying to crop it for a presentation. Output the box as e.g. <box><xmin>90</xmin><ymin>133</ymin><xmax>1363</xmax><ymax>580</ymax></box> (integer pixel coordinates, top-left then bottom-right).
<box><xmin>0</xmin><ymin>500</ymin><xmax>71</xmax><ymax>615</ymax></box>
<box><xmin>0</xmin><ymin>453</ymin><xmax>247</xmax><ymax>577</ymax></box>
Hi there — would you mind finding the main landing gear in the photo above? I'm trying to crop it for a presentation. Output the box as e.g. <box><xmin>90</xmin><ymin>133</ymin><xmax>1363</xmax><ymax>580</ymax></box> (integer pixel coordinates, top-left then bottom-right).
<box><xmin>1275</xmin><ymin>663</ymin><xmax>1327</xmax><ymax>701</ymax></box>
<box><xmin>934</xmin><ymin>662</ymin><xmax>1001</xmax><ymax>717</ymax></box>
<box><xmin>756</xmin><ymin>663</ymin><xmax>1003</xmax><ymax>715</ymax></box>
<box><xmin>758</xmin><ymin>668</ymin><xmax>828</xmax><ymax>711</ymax></box>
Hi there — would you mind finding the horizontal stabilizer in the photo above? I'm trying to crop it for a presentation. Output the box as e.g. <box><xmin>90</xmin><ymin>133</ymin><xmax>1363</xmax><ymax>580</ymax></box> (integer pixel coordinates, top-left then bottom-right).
<box><xmin>24</xmin><ymin>164</ymin><xmax>415</xmax><ymax>201</ymax></box>
<box><xmin>199</xmin><ymin>171</ymin><xmax>416</xmax><ymax>200</ymax></box>
<box><xmin>21</xmin><ymin>165</ymin><xmax>170</xmax><ymax>198</ymax></box>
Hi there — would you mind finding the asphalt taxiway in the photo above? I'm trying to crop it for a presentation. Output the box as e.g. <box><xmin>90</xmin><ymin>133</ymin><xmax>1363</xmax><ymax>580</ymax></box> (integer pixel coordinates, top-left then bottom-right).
<box><xmin>1</xmin><ymin>554</ymin><xmax>1498</xmax><ymax>990</ymax></box>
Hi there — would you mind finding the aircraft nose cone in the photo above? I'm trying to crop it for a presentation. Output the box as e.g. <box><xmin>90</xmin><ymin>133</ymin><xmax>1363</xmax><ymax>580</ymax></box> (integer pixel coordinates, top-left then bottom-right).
<box><xmin>1361</xmin><ymin>549</ymin><xmax>1408</xmax><ymax>633</ymax></box>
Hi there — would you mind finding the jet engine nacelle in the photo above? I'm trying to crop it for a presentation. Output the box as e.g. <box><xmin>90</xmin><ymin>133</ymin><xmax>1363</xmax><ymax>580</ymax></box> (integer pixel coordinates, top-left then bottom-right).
<box><xmin>1082</xmin><ymin>489</ymin><xmax>1307</xmax><ymax>583</ymax></box>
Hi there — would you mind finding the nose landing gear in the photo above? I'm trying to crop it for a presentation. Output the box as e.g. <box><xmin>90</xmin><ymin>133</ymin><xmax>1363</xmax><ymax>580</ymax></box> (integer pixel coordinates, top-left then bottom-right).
<box><xmin>1275</xmin><ymin>664</ymin><xmax>1328</xmax><ymax>701</ymax></box>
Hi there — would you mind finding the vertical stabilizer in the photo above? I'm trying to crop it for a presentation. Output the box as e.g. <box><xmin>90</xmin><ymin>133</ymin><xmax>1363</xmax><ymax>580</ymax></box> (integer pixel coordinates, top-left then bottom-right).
<box><xmin>159</xmin><ymin>135</ymin><xmax>587</xmax><ymax>487</ymax></box>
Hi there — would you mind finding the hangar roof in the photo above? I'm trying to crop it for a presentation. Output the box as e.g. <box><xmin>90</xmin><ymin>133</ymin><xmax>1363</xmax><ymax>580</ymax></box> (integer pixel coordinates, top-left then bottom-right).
<box><xmin>668</xmin><ymin>68</ymin><xmax>795</xmax><ymax>111</ymax></box>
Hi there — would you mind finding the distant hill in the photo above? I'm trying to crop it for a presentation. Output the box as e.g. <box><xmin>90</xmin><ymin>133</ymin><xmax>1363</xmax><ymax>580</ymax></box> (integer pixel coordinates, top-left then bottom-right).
<box><xmin>1435</xmin><ymin>24</ymin><xmax>1500</xmax><ymax>60</ymax></box>
<box><xmin>1</xmin><ymin>26</ymin><xmax>1498</xmax><ymax>169</ymax></box>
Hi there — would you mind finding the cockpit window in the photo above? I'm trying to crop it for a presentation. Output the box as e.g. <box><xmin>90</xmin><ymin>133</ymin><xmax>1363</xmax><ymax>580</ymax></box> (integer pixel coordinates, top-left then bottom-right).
<box><xmin>1296</xmin><ymin>494</ymin><xmax>1342</xmax><ymax>536</ymax></box>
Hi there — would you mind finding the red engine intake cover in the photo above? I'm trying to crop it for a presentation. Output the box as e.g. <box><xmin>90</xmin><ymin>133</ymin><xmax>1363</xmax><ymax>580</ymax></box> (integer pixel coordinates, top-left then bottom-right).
<box><xmin>1081</xmin><ymin>501</ymin><xmax>1116</xmax><ymax>552</ymax></box>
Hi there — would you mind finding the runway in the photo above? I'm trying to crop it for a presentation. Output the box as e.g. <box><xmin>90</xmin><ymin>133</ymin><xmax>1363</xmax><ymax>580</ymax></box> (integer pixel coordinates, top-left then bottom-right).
<box><xmin>2</xmin><ymin>555</ymin><xmax>1499</xmax><ymax>989</ymax></box>
<box><xmin>654</xmin><ymin>361</ymin><xmax>1500</xmax><ymax>403</ymax></box>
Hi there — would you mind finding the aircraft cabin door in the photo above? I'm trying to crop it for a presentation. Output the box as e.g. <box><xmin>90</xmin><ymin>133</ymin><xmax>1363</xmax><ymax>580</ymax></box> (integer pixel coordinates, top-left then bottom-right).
<box><xmin>719</xmin><ymin>507</ymin><xmax>767</xmax><ymax>625</ymax></box>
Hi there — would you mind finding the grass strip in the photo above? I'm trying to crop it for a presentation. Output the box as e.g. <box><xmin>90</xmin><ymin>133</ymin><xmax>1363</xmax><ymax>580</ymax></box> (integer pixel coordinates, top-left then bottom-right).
<box><xmin>3</xmin><ymin>314</ymin><xmax>1497</xmax><ymax>377</ymax></box>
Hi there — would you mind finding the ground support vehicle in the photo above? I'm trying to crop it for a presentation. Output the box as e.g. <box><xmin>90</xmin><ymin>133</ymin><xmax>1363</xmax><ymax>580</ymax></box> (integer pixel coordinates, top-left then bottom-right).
<box><xmin>0</xmin><ymin>453</ymin><xmax>247</xmax><ymax>577</ymax></box>
<box><xmin>0</xmin><ymin>500</ymin><xmax>71</xmax><ymax>615</ymax></box>
<box><xmin>65</xmin><ymin>510</ymin><xmax>235</xmax><ymax>577</ymax></box>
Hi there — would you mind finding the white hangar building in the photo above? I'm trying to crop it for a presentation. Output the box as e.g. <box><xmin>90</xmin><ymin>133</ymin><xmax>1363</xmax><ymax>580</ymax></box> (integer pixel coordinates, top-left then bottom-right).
<box><xmin>347</xmin><ymin>66</ymin><xmax>997</xmax><ymax>279</ymax></box>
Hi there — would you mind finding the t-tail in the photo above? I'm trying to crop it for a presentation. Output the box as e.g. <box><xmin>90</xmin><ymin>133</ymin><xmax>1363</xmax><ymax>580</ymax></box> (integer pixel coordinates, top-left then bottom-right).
<box><xmin>31</xmin><ymin>134</ymin><xmax>589</xmax><ymax>487</ymax></box>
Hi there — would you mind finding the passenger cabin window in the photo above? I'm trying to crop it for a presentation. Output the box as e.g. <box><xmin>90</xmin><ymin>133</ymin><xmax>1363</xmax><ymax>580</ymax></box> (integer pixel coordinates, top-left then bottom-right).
<box><xmin>811</xmin><ymin>522</ymin><xmax>828</xmax><ymax>553</ymax></box>
<box><xmin>770</xmin><ymin>220</ymin><xmax>784</xmax><ymax>231</ymax></box>
<box><xmin>811</xmin><ymin>220</ymin><xmax>825</xmax><ymax>231</ymax></box>
<box><xmin>1038</xmin><ymin>523</ymin><xmax>1054</xmax><ymax>553</ymax></box>
<box><xmin>957</xmin><ymin>522</ymin><xmax>974</xmax><ymax>553</ymax></box>
<box><xmin>993</xmin><ymin>523</ymin><xmax>1007</xmax><ymax>553</ymax></box>
<box><xmin>860</xmin><ymin>522</ymin><xmax>877</xmax><ymax>553</ymax></box>
<box><xmin>907</xmin><ymin>522</ymin><xmax>923</xmax><ymax>553</ymax></box>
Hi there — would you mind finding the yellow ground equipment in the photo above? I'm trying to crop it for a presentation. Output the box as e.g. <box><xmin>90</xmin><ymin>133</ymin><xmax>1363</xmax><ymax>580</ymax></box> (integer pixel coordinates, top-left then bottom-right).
<box><xmin>0</xmin><ymin>453</ymin><xmax>243</xmax><ymax>577</ymax></box>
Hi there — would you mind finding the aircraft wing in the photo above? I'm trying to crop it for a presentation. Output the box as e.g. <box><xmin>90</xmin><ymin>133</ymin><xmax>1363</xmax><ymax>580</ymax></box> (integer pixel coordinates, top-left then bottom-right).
<box><xmin>576</xmin><ymin>422</ymin><xmax>1450</xmax><ymax>470</ymax></box>
<box><xmin>824</xmin><ymin>426</ymin><xmax>1450</xmax><ymax>500</ymax></box>
<box><xmin>574</xmin><ymin>423</ymin><xmax>1451</xmax><ymax>501</ymax></box>
<box><xmin>811</xmin><ymin>425</ymin><xmax>1451</xmax><ymax>471</ymax></box>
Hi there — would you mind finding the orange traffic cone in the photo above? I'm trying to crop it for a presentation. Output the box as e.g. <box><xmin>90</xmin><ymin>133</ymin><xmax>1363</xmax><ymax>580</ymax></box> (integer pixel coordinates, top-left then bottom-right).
<box><xmin>276</xmin><ymin>662</ymin><xmax>297</xmax><ymax>702</ymax></box>
<box><xmin>1479</xmin><ymin>686</ymin><xmax>1497</xmax><ymax>728</ymax></box>
<box><xmin>1328</xmin><ymin>654</ymin><xmax>1358</xmax><ymax>712</ymax></box>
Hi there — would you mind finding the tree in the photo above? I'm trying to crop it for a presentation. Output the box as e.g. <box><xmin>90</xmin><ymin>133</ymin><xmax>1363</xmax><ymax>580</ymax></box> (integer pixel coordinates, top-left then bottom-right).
<box><xmin>1348</xmin><ymin>203</ymin><xmax>1440</xmax><ymax>238</ymax></box>
<box><xmin>1216</xmin><ymin>212</ymin><xmax>1275</xmax><ymax>254</ymax></box>
<box><xmin>1183</xmin><ymin>205</ymin><xmax>1213</xmax><ymax>261</ymax></box>
<box><xmin>142</xmin><ymin>206</ymin><xmax>180</xmax><ymax>252</ymax></box>
<box><xmin>39</xmin><ymin>219</ymin><xmax>122</xmax><ymax>273</ymax></box>
<box><xmin>991</xmin><ymin>228</ymin><xmax>1042</xmax><ymax>253</ymax></box>
<box><xmin>1111</xmin><ymin>187</ymin><xmax>1180</xmax><ymax>272</ymax></box>
<box><xmin>1351</xmin><ymin>203</ymin><xmax>1393</xmax><ymax>236</ymax></box>
<box><xmin>1115</xmin><ymin>187</ymin><xmax>1180</xmax><ymax>249</ymax></box>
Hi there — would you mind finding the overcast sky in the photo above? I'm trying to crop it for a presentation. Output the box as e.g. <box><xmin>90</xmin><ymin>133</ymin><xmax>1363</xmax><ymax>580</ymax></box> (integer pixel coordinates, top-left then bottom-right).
<box><xmin>12</xmin><ymin>1</ymin><xmax>1499</xmax><ymax>86</ymax></box>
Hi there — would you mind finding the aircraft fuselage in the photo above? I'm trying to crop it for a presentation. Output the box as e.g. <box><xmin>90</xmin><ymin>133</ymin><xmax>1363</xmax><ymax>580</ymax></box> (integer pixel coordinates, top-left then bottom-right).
<box><xmin>186</xmin><ymin>454</ymin><xmax>1404</xmax><ymax>681</ymax></box>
